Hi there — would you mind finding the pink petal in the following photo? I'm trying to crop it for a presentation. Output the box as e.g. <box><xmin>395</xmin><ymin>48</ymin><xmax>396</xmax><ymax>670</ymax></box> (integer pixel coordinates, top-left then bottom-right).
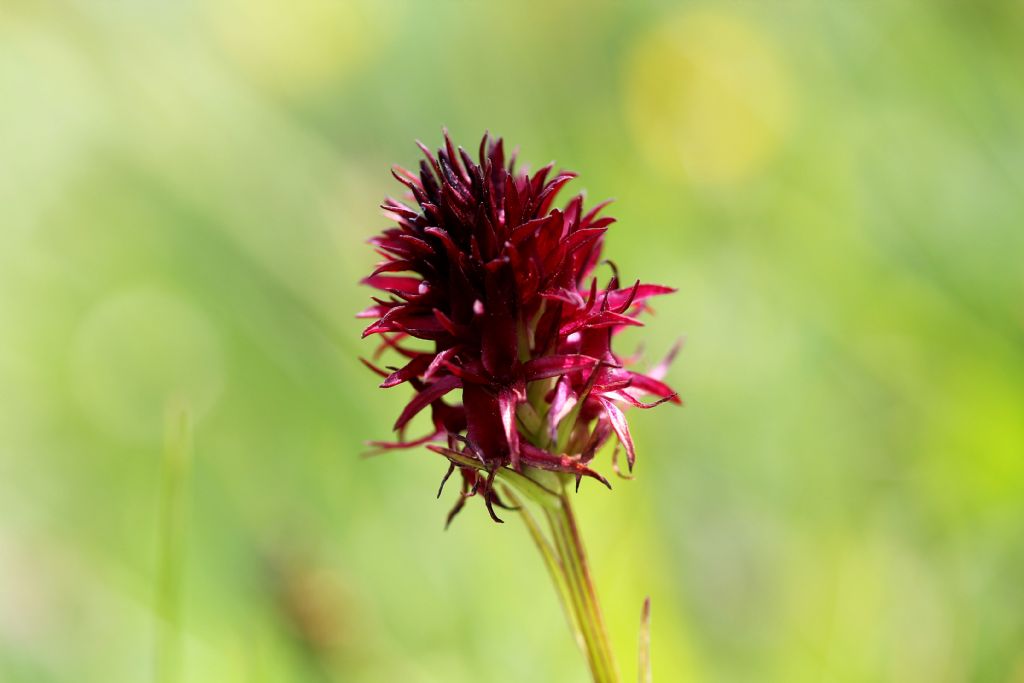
<box><xmin>498</xmin><ymin>387</ymin><xmax>520</xmax><ymax>470</ymax></box>
<box><xmin>598</xmin><ymin>397</ymin><xmax>637</xmax><ymax>471</ymax></box>
<box><xmin>547</xmin><ymin>377</ymin><xmax>576</xmax><ymax>442</ymax></box>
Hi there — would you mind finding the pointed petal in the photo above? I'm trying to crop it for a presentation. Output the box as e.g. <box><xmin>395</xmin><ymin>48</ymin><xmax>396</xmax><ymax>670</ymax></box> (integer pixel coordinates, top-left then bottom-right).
<box><xmin>603</xmin><ymin>389</ymin><xmax>679</xmax><ymax>409</ymax></box>
<box><xmin>520</xmin><ymin>442</ymin><xmax>611</xmax><ymax>489</ymax></box>
<box><xmin>424</xmin><ymin>346</ymin><xmax>460</xmax><ymax>380</ymax></box>
<box><xmin>649</xmin><ymin>337</ymin><xmax>685</xmax><ymax>381</ymax></box>
<box><xmin>522</xmin><ymin>354</ymin><xmax>601</xmax><ymax>381</ymax></box>
<box><xmin>360</xmin><ymin>275</ymin><xmax>423</xmax><ymax>293</ymax></box>
<box><xmin>624</xmin><ymin>372</ymin><xmax>680</xmax><ymax>404</ymax></box>
<box><xmin>380</xmin><ymin>354</ymin><xmax>432</xmax><ymax>388</ymax></box>
<box><xmin>598</xmin><ymin>397</ymin><xmax>637</xmax><ymax>471</ymax></box>
<box><xmin>393</xmin><ymin>376</ymin><xmax>461</xmax><ymax>431</ymax></box>
<box><xmin>359</xmin><ymin>357</ymin><xmax>389</xmax><ymax>378</ymax></box>
<box><xmin>369</xmin><ymin>260</ymin><xmax>415</xmax><ymax>278</ymax></box>
<box><xmin>365</xmin><ymin>429</ymin><xmax>442</xmax><ymax>455</ymax></box>
<box><xmin>604</xmin><ymin>284</ymin><xmax>676</xmax><ymax>312</ymax></box>
<box><xmin>498</xmin><ymin>386</ymin><xmax>521</xmax><ymax>470</ymax></box>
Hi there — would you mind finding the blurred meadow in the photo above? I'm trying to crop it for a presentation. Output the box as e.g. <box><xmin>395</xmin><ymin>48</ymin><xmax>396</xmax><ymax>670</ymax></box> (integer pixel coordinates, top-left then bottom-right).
<box><xmin>2</xmin><ymin>1</ymin><xmax>1024</xmax><ymax>682</ymax></box>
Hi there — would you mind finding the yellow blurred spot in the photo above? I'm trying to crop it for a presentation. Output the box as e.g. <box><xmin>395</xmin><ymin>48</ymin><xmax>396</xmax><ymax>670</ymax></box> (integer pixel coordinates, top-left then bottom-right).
<box><xmin>624</xmin><ymin>9</ymin><xmax>791</xmax><ymax>186</ymax></box>
<box><xmin>202</xmin><ymin>0</ymin><xmax>378</xmax><ymax>96</ymax></box>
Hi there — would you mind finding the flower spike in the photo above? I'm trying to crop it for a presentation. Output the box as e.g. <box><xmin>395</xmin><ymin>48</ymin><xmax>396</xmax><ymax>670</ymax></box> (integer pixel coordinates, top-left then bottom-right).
<box><xmin>362</xmin><ymin>132</ymin><xmax>680</xmax><ymax>522</ymax></box>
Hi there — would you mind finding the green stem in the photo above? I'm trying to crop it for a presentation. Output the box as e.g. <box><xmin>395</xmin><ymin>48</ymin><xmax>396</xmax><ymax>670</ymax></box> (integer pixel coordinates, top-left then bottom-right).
<box><xmin>545</xmin><ymin>505</ymin><xmax>606</xmax><ymax>680</ymax></box>
<box><xmin>510</xmin><ymin>479</ymin><xmax>619</xmax><ymax>683</ymax></box>
<box><xmin>553</xmin><ymin>492</ymin><xmax>619</xmax><ymax>683</ymax></box>
<box><xmin>500</xmin><ymin>486</ymin><xmax>583</xmax><ymax>648</ymax></box>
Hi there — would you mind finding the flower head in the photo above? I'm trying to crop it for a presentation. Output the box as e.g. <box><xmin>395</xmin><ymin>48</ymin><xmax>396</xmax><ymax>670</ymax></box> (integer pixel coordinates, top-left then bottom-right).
<box><xmin>360</xmin><ymin>132</ymin><xmax>679</xmax><ymax>523</ymax></box>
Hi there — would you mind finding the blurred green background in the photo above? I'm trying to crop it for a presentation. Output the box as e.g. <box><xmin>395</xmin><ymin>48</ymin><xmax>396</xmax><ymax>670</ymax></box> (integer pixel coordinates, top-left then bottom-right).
<box><xmin>2</xmin><ymin>1</ymin><xmax>1023</xmax><ymax>682</ymax></box>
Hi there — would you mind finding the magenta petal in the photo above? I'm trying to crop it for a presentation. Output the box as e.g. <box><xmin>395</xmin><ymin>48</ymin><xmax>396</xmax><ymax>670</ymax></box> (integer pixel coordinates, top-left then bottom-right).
<box><xmin>369</xmin><ymin>260</ymin><xmax>415</xmax><ymax>278</ymax></box>
<box><xmin>359</xmin><ymin>357</ymin><xmax>389</xmax><ymax>379</ymax></box>
<box><xmin>393</xmin><ymin>376</ymin><xmax>461</xmax><ymax>431</ymax></box>
<box><xmin>356</xmin><ymin>304</ymin><xmax>389</xmax><ymax>320</ymax></box>
<box><xmin>560</xmin><ymin>309</ymin><xmax>644</xmax><ymax>336</ymax></box>
<box><xmin>603</xmin><ymin>389</ymin><xmax>678</xmax><ymax>409</ymax></box>
<box><xmin>440</xmin><ymin>358</ymin><xmax>489</xmax><ymax>384</ymax></box>
<box><xmin>380</xmin><ymin>355</ymin><xmax>432</xmax><ymax>388</ymax></box>
<box><xmin>522</xmin><ymin>354</ymin><xmax>600</xmax><ymax>381</ymax></box>
<box><xmin>581</xmin><ymin>198</ymin><xmax>614</xmax><ymax>224</ymax></box>
<box><xmin>520</xmin><ymin>442</ymin><xmax>611</xmax><ymax>489</ymax></box>
<box><xmin>374</xmin><ymin>333</ymin><xmax>418</xmax><ymax>360</ymax></box>
<box><xmin>603</xmin><ymin>284</ymin><xmax>676</xmax><ymax>311</ymax></box>
<box><xmin>366</xmin><ymin>429</ymin><xmax>441</xmax><ymax>454</ymax></box>
<box><xmin>540</xmin><ymin>288</ymin><xmax>586</xmax><ymax>308</ymax></box>
<box><xmin>424</xmin><ymin>347</ymin><xmax>460</xmax><ymax>380</ymax></box>
<box><xmin>625</xmin><ymin>372</ymin><xmax>681</xmax><ymax>404</ymax></box>
<box><xmin>563</xmin><ymin>227</ymin><xmax>607</xmax><ymax>254</ymax></box>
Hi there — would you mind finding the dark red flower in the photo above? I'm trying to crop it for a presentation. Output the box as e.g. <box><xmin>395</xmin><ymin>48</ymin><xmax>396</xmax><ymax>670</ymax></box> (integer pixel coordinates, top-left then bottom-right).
<box><xmin>360</xmin><ymin>132</ymin><xmax>679</xmax><ymax>523</ymax></box>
